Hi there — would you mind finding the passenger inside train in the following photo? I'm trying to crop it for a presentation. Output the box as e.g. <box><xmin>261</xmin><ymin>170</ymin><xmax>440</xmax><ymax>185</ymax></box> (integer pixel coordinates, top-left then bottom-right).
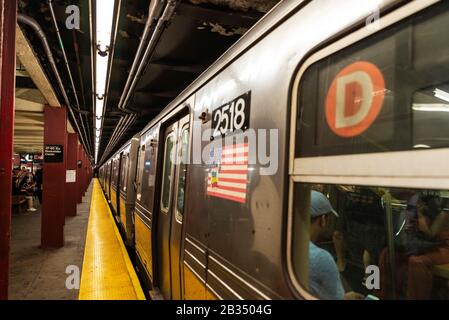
<box><xmin>294</xmin><ymin>184</ymin><xmax>449</xmax><ymax>300</ymax></box>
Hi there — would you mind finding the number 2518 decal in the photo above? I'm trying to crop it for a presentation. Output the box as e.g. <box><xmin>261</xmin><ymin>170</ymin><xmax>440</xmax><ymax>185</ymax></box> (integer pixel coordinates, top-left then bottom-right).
<box><xmin>212</xmin><ymin>91</ymin><xmax>251</xmax><ymax>137</ymax></box>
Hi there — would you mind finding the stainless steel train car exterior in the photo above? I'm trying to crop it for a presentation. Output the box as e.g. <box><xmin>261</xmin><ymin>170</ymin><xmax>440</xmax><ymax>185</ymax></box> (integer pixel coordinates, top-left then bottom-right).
<box><xmin>100</xmin><ymin>134</ymin><xmax>140</xmax><ymax>246</ymax></box>
<box><xmin>98</xmin><ymin>0</ymin><xmax>449</xmax><ymax>300</ymax></box>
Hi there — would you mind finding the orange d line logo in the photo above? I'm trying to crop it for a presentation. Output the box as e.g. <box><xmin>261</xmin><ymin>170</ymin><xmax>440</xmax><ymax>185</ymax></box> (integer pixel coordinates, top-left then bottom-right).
<box><xmin>325</xmin><ymin>61</ymin><xmax>385</xmax><ymax>137</ymax></box>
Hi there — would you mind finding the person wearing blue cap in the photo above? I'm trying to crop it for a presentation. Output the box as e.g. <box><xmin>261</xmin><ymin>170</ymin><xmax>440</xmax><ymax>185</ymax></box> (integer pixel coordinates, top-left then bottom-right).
<box><xmin>308</xmin><ymin>191</ymin><xmax>363</xmax><ymax>300</ymax></box>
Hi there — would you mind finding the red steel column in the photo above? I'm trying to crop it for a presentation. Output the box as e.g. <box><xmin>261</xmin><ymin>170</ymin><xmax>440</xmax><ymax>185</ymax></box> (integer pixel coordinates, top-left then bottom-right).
<box><xmin>82</xmin><ymin>150</ymin><xmax>86</xmax><ymax>193</ymax></box>
<box><xmin>42</xmin><ymin>106</ymin><xmax>67</xmax><ymax>248</ymax></box>
<box><xmin>81</xmin><ymin>148</ymin><xmax>86</xmax><ymax>197</ymax></box>
<box><xmin>0</xmin><ymin>0</ymin><xmax>17</xmax><ymax>300</ymax></box>
<box><xmin>65</xmin><ymin>133</ymin><xmax>78</xmax><ymax>217</ymax></box>
<box><xmin>85</xmin><ymin>154</ymin><xmax>88</xmax><ymax>190</ymax></box>
<box><xmin>76</xmin><ymin>142</ymin><xmax>82</xmax><ymax>204</ymax></box>
<box><xmin>85</xmin><ymin>153</ymin><xmax>89</xmax><ymax>188</ymax></box>
<box><xmin>84</xmin><ymin>151</ymin><xmax>88</xmax><ymax>190</ymax></box>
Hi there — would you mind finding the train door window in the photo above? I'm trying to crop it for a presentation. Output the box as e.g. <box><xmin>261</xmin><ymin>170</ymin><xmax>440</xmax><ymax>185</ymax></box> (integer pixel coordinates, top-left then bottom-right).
<box><xmin>140</xmin><ymin>135</ymin><xmax>158</xmax><ymax>211</ymax></box>
<box><xmin>135</xmin><ymin>144</ymin><xmax>145</xmax><ymax>202</ymax></box>
<box><xmin>290</xmin><ymin>2</ymin><xmax>449</xmax><ymax>300</ymax></box>
<box><xmin>111</xmin><ymin>159</ymin><xmax>117</xmax><ymax>188</ymax></box>
<box><xmin>120</xmin><ymin>153</ymin><xmax>128</xmax><ymax>192</ymax></box>
<box><xmin>161</xmin><ymin>133</ymin><xmax>175</xmax><ymax>211</ymax></box>
<box><xmin>175</xmin><ymin>125</ymin><xmax>190</xmax><ymax>222</ymax></box>
<box><xmin>134</xmin><ymin>146</ymin><xmax>145</xmax><ymax>201</ymax></box>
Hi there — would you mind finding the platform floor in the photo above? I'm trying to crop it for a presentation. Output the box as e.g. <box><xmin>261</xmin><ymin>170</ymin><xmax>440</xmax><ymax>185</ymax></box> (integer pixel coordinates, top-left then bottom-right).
<box><xmin>9</xmin><ymin>183</ymin><xmax>93</xmax><ymax>300</ymax></box>
<box><xmin>78</xmin><ymin>179</ymin><xmax>145</xmax><ymax>300</ymax></box>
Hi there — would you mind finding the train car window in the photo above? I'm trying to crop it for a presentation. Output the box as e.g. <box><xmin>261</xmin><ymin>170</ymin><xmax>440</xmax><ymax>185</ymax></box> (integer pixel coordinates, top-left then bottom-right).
<box><xmin>291</xmin><ymin>2</ymin><xmax>449</xmax><ymax>300</ymax></box>
<box><xmin>135</xmin><ymin>145</ymin><xmax>145</xmax><ymax>202</ymax></box>
<box><xmin>175</xmin><ymin>125</ymin><xmax>190</xmax><ymax>222</ymax></box>
<box><xmin>111</xmin><ymin>158</ymin><xmax>118</xmax><ymax>188</ymax></box>
<box><xmin>120</xmin><ymin>153</ymin><xmax>128</xmax><ymax>193</ymax></box>
<box><xmin>139</xmin><ymin>137</ymin><xmax>157</xmax><ymax>212</ymax></box>
<box><xmin>292</xmin><ymin>183</ymin><xmax>449</xmax><ymax>300</ymax></box>
<box><xmin>161</xmin><ymin>133</ymin><xmax>175</xmax><ymax>211</ymax></box>
<box><xmin>295</xmin><ymin>2</ymin><xmax>449</xmax><ymax>158</ymax></box>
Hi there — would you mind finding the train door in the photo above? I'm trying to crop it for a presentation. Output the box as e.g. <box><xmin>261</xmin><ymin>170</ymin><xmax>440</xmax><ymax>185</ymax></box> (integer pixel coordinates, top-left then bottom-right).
<box><xmin>156</xmin><ymin>114</ymin><xmax>190</xmax><ymax>300</ymax></box>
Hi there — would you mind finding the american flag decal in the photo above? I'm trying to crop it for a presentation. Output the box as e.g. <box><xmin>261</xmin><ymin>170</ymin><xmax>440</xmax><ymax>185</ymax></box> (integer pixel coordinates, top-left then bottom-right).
<box><xmin>207</xmin><ymin>143</ymin><xmax>249</xmax><ymax>203</ymax></box>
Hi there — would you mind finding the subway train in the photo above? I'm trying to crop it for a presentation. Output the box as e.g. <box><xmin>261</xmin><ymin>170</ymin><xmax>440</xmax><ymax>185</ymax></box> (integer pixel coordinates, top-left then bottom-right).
<box><xmin>98</xmin><ymin>0</ymin><xmax>449</xmax><ymax>300</ymax></box>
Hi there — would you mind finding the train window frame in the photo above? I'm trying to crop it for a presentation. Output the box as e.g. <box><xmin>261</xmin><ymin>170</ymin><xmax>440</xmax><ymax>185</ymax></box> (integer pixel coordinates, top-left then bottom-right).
<box><xmin>120</xmin><ymin>152</ymin><xmax>129</xmax><ymax>193</ymax></box>
<box><xmin>175</xmin><ymin>123</ymin><xmax>190</xmax><ymax>224</ymax></box>
<box><xmin>286</xmin><ymin>0</ymin><xmax>447</xmax><ymax>300</ymax></box>
<box><xmin>135</xmin><ymin>142</ymin><xmax>146</xmax><ymax>202</ymax></box>
<box><xmin>160</xmin><ymin>132</ymin><xmax>175</xmax><ymax>213</ymax></box>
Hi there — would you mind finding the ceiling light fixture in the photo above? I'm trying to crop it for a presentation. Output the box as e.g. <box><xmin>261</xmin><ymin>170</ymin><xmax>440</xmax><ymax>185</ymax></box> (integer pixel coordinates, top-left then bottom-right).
<box><xmin>94</xmin><ymin>0</ymin><xmax>115</xmax><ymax>163</ymax></box>
<box><xmin>434</xmin><ymin>88</ymin><xmax>449</xmax><ymax>103</ymax></box>
<box><xmin>412</xmin><ymin>103</ymin><xmax>449</xmax><ymax>112</ymax></box>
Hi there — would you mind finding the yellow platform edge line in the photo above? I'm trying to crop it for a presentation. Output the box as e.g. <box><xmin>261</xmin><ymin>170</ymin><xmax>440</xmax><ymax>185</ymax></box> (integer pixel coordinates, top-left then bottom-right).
<box><xmin>99</xmin><ymin>183</ymin><xmax>146</xmax><ymax>300</ymax></box>
<box><xmin>79</xmin><ymin>179</ymin><xmax>146</xmax><ymax>300</ymax></box>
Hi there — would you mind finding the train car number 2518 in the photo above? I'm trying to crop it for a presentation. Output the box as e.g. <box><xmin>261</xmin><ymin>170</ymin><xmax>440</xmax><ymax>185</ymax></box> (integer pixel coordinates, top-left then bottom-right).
<box><xmin>212</xmin><ymin>91</ymin><xmax>251</xmax><ymax>137</ymax></box>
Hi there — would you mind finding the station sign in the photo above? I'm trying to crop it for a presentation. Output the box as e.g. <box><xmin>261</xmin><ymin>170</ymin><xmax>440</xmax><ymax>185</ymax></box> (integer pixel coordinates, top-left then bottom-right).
<box><xmin>325</xmin><ymin>61</ymin><xmax>385</xmax><ymax>137</ymax></box>
<box><xmin>44</xmin><ymin>145</ymin><xmax>64</xmax><ymax>163</ymax></box>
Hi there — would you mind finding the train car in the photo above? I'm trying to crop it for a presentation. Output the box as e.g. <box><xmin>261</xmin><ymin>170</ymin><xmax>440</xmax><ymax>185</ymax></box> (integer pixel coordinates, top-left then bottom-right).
<box><xmin>104</xmin><ymin>135</ymin><xmax>140</xmax><ymax>246</ymax></box>
<box><xmin>99</xmin><ymin>0</ymin><xmax>449</xmax><ymax>300</ymax></box>
<box><xmin>98</xmin><ymin>166</ymin><xmax>103</xmax><ymax>188</ymax></box>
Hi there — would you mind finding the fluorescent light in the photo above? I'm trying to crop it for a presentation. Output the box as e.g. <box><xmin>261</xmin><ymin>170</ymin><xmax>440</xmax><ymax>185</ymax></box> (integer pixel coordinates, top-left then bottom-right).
<box><xmin>412</xmin><ymin>103</ymin><xmax>449</xmax><ymax>112</ymax></box>
<box><xmin>414</xmin><ymin>144</ymin><xmax>431</xmax><ymax>149</ymax></box>
<box><xmin>434</xmin><ymin>88</ymin><xmax>449</xmax><ymax>103</ymax></box>
<box><xmin>94</xmin><ymin>0</ymin><xmax>116</xmax><ymax>163</ymax></box>
<box><xmin>95</xmin><ymin>99</ymin><xmax>104</xmax><ymax>119</ymax></box>
<box><xmin>96</xmin><ymin>0</ymin><xmax>114</xmax><ymax>53</ymax></box>
<box><xmin>96</xmin><ymin>57</ymin><xmax>108</xmax><ymax>96</ymax></box>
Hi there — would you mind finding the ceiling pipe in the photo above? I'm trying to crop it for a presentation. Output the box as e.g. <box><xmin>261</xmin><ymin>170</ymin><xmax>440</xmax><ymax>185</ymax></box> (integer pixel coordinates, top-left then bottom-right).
<box><xmin>17</xmin><ymin>14</ymin><xmax>91</xmax><ymax>156</ymax></box>
<box><xmin>100</xmin><ymin>115</ymin><xmax>125</xmax><ymax>157</ymax></box>
<box><xmin>72</xmin><ymin>30</ymin><xmax>92</xmax><ymax>151</ymax></box>
<box><xmin>100</xmin><ymin>0</ymin><xmax>166</xmax><ymax>160</ymax></box>
<box><xmin>101</xmin><ymin>0</ymin><xmax>180</xmax><ymax>162</ymax></box>
<box><xmin>48</xmin><ymin>0</ymin><xmax>80</xmax><ymax>112</ymax></box>
<box><xmin>121</xmin><ymin>0</ymin><xmax>179</xmax><ymax>111</ymax></box>
<box><xmin>100</xmin><ymin>113</ymin><xmax>132</xmax><ymax>162</ymax></box>
<box><xmin>117</xmin><ymin>0</ymin><xmax>165</xmax><ymax>112</ymax></box>
<box><xmin>47</xmin><ymin>0</ymin><xmax>92</xmax><ymax>155</ymax></box>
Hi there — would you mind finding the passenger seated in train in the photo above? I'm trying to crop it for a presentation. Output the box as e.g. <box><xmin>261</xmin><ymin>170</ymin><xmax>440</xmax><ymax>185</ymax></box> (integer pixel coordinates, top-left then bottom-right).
<box><xmin>378</xmin><ymin>190</ymin><xmax>449</xmax><ymax>299</ymax></box>
<box><xmin>308</xmin><ymin>191</ymin><xmax>364</xmax><ymax>300</ymax></box>
<box><xmin>304</xmin><ymin>185</ymin><xmax>449</xmax><ymax>300</ymax></box>
<box><xmin>310</xmin><ymin>185</ymin><xmax>387</xmax><ymax>282</ymax></box>
<box><xmin>341</xmin><ymin>187</ymin><xmax>387</xmax><ymax>286</ymax></box>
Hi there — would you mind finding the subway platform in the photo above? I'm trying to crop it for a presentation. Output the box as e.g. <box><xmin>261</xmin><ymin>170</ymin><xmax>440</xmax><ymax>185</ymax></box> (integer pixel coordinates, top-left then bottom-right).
<box><xmin>9</xmin><ymin>179</ymin><xmax>144</xmax><ymax>300</ymax></box>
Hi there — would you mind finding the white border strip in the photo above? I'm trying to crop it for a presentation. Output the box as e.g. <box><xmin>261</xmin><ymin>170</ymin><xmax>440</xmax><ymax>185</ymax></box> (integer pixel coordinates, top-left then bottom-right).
<box><xmin>293</xmin><ymin>148</ymin><xmax>449</xmax><ymax>190</ymax></box>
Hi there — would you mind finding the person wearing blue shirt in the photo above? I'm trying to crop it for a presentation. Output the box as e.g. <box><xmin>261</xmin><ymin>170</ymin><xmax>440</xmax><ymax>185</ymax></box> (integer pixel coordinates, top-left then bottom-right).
<box><xmin>309</xmin><ymin>191</ymin><xmax>363</xmax><ymax>300</ymax></box>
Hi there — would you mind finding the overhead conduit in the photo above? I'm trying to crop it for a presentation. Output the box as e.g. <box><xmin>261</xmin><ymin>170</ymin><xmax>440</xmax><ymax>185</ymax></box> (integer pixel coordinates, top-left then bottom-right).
<box><xmin>17</xmin><ymin>14</ymin><xmax>92</xmax><ymax>157</ymax></box>
<box><xmin>100</xmin><ymin>0</ymin><xmax>180</xmax><ymax>163</ymax></box>
<box><xmin>48</xmin><ymin>0</ymin><xmax>93</xmax><ymax>156</ymax></box>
